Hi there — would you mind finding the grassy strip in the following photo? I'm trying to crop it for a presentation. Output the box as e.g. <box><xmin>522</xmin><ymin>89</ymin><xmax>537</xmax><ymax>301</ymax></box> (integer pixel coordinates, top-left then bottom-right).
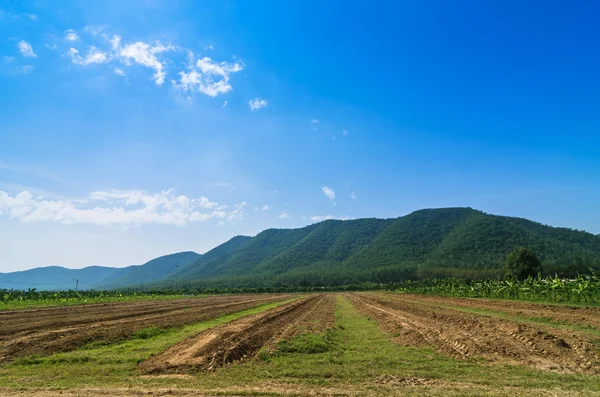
<box><xmin>0</xmin><ymin>297</ymin><xmax>300</xmax><ymax>388</ymax></box>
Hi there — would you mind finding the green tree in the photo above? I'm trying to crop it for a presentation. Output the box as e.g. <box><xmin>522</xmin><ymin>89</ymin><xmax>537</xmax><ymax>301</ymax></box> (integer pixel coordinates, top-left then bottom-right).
<box><xmin>505</xmin><ymin>247</ymin><xmax>541</xmax><ymax>280</ymax></box>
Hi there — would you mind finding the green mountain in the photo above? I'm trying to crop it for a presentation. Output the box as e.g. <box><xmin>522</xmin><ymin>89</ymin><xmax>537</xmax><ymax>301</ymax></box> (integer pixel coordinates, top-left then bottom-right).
<box><xmin>0</xmin><ymin>252</ymin><xmax>200</xmax><ymax>291</ymax></box>
<box><xmin>4</xmin><ymin>208</ymin><xmax>599</xmax><ymax>290</ymax></box>
<box><xmin>0</xmin><ymin>266</ymin><xmax>122</xmax><ymax>291</ymax></box>
<box><xmin>95</xmin><ymin>251</ymin><xmax>200</xmax><ymax>289</ymax></box>
<box><xmin>161</xmin><ymin>208</ymin><xmax>600</xmax><ymax>288</ymax></box>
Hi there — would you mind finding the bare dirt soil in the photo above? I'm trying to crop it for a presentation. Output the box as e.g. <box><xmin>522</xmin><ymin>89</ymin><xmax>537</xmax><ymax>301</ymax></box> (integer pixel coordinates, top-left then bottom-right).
<box><xmin>347</xmin><ymin>292</ymin><xmax>600</xmax><ymax>374</ymax></box>
<box><xmin>387</xmin><ymin>293</ymin><xmax>600</xmax><ymax>330</ymax></box>
<box><xmin>139</xmin><ymin>294</ymin><xmax>336</xmax><ymax>374</ymax></box>
<box><xmin>0</xmin><ymin>294</ymin><xmax>291</xmax><ymax>362</ymax></box>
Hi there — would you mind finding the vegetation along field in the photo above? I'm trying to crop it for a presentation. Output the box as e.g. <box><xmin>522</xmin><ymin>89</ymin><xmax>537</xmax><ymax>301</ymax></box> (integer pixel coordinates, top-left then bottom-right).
<box><xmin>1</xmin><ymin>292</ymin><xmax>599</xmax><ymax>396</ymax></box>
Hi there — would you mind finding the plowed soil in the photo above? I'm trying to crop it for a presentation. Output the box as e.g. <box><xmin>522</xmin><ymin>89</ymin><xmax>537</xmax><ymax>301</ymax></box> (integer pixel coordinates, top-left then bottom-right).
<box><xmin>387</xmin><ymin>293</ymin><xmax>600</xmax><ymax>330</ymax></box>
<box><xmin>140</xmin><ymin>294</ymin><xmax>335</xmax><ymax>374</ymax></box>
<box><xmin>347</xmin><ymin>292</ymin><xmax>600</xmax><ymax>374</ymax></box>
<box><xmin>0</xmin><ymin>294</ymin><xmax>291</xmax><ymax>363</ymax></box>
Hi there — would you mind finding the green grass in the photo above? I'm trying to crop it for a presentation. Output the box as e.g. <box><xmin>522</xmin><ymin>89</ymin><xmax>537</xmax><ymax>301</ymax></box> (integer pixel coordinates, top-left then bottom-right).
<box><xmin>1</xmin><ymin>294</ymin><xmax>599</xmax><ymax>396</ymax></box>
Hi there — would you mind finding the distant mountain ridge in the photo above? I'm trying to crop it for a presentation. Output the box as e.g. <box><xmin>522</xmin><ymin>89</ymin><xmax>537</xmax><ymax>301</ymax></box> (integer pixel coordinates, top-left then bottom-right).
<box><xmin>0</xmin><ymin>252</ymin><xmax>200</xmax><ymax>291</ymax></box>
<box><xmin>3</xmin><ymin>208</ymin><xmax>600</xmax><ymax>290</ymax></box>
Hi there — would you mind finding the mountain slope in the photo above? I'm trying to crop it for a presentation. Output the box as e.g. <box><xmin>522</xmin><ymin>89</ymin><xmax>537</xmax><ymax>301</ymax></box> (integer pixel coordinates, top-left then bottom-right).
<box><xmin>162</xmin><ymin>208</ymin><xmax>600</xmax><ymax>288</ymax></box>
<box><xmin>0</xmin><ymin>266</ymin><xmax>123</xmax><ymax>290</ymax></box>
<box><xmin>1</xmin><ymin>251</ymin><xmax>201</xmax><ymax>291</ymax></box>
<box><xmin>95</xmin><ymin>251</ymin><xmax>201</xmax><ymax>289</ymax></box>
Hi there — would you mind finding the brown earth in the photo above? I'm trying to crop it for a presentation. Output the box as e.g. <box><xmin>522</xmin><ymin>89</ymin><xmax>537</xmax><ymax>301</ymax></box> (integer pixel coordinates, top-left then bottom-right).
<box><xmin>139</xmin><ymin>294</ymin><xmax>335</xmax><ymax>374</ymax></box>
<box><xmin>0</xmin><ymin>294</ymin><xmax>291</xmax><ymax>363</ymax></box>
<box><xmin>347</xmin><ymin>292</ymin><xmax>600</xmax><ymax>374</ymax></box>
<box><xmin>386</xmin><ymin>293</ymin><xmax>600</xmax><ymax>331</ymax></box>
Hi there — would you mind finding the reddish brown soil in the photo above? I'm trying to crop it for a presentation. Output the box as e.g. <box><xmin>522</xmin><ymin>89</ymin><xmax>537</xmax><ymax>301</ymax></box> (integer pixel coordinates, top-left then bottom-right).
<box><xmin>347</xmin><ymin>292</ymin><xmax>600</xmax><ymax>374</ymax></box>
<box><xmin>0</xmin><ymin>294</ymin><xmax>291</xmax><ymax>363</ymax></box>
<box><xmin>139</xmin><ymin>294</ymin><xmax>335</xmax><ymax>374</ymax></box>
<box><xmin>383</xmin><ymin>293</ymin><xmax>600</xmax><ymax>331</ymax></box>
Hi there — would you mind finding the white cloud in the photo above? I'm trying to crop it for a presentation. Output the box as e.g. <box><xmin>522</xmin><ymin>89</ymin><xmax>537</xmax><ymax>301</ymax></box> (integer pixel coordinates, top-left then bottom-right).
<box><xmin>343</xmin><ymin>129</ymin><xmax>348</xmax><ymax>136</ymax></box>
<box><xmin>205</xmin><ymin>45</ymin><xmax>214</xmax><ymax>51</ymax></box>
<box><xmin>311</xmin><ymin>119</ymin><xmax>319</xmax><ymax>124</ymax></box>
<box><xmin>174</xmin><ymin>55</ymin><xmax>244</xmax><ymax>96</ymax></box>
<box><xmin>222</xmin><ymin>100</ymin><xmax>228</xmax><ymax>108</ymax></box>
<box><xmin>46</xmin><ymin>44</ymin><xmax>57</xmax><ymax>50</ymax></box>
<box><xmin>321</xmin><ymin>186</ymin><xmax>336</xmax><ymax>205</ymax></box>
<box><xmin>68</xmin><ymin>46</ymin><xmax>110</xmax><ymax>65</ymax></box>
<box><xmin>65</xmin><ymin>29</ymin><xmax>79</xmax><ymax>41</ymax></box>
<box><xmin>262</xmin><ymin>204</ymin><xmax>270</xmax><ymax>211</ymax></box>
<box><xmin>109</xmin><ymin>35</ymin><xmax>121</xmax><ymax>51</ymax></box>
<box><xmin>350</xmin><ymin>191</ymin><xmax>357</xmax><ymax>200</ymax></box>
<box><xmin>278</xmin><ymin>211</ymin><xmax>290</xmax><ymax>219</ymax></box>
<box><xmin>119</xmin><ymin>41</ymin><xmax>174</xmax><ymax>85</ymax></box>
<box><xmin>309</xmin><ymin>214</ymin><xmax>351</xmax><ymax>222</ymax></box>
<box><xmin>21</xmin><ymin>65</ymin><xmax>33</xmax><ymax>73</ymax></box>
<box><xmin>0</xmin><ymin>189</ymin><xmax>246</xmax><ymax>227</ymax></box>
<box><xmin>17</xmin><ymin>41</ymin><xmax>36</xmax><ymax>57</ymax></box>
<box><xmin>24</xmin><ymin>13</ymin><xmax>37</xmax><ymax>21</ymax></box>
<box><xmin>212</xmin><ymin>182</ymin><xmax>236</xmax><ymax>189</ymax></box>
<box><xmin>310</xmin><ymin>215</ymin><xmax>334</xmax><ymax>221</ymax></box>
<box><xmin>114</xmin><ymin>67</ymin><xmax>125</xmax><ymax>76</ymax></box>
<box><xmin>84</xmin><ymin>25</ymin><xmax>104</xmax><ymax>36</ymax></box>
<box><xmin>249</xmin><ymin>98</ymin><xmax>268</xmax><ymax>111</ymax></box>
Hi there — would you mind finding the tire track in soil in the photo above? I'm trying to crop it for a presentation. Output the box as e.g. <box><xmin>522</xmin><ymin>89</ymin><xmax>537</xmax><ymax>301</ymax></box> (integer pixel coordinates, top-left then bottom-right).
<box><xmin>347</xmin><ymin>292</ymin><xmax>600</xmax><ymax>374</ymax></box>
<box><xmin>0</xmin><ymin>295</ymin><xmax>291</xmax><ymax>363</ymax></box>
<box><xmin>139</xmin><ymin>294</ymin><xmax>335</xmax><ymax>374</ymax></box>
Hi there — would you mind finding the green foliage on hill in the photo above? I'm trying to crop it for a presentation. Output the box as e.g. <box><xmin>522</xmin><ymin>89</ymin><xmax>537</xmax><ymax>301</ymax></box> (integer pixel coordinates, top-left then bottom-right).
<box><xmin>96</xmin><ymin>251</ymin><xmax>200</xmax><ymax>289</ymax></box>
<box><xmin>159</xmin><ymin>208</ymin><xmax>600</xmax><ymax>288</ymax></box>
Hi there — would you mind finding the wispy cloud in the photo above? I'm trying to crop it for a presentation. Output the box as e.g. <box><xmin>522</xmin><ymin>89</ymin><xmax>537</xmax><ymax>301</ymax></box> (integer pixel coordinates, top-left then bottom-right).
<box><xmin>311</xmin><ymin>119</ymin><xmax>319</xmax><ymax>124</ymax></box>
<box><xmin>68</xmin><ymin>46</ymin><xmax>110</xmax><ymax>65</ymax></box>
<box><xmin>278</xmin><ymin>211</ymin><xmax>290</xmax><ymax>219</ymax></box>
<box><xmin>21</xmin><ymin>65</ymin><xmax>33</xmax><ymax>73</ymax></box>
<box><xmin>321</xmin><ymin>186</ymin><xmax>336</xmax><ymax>205</ymax></box>
<box><xmin>174</xmin><ymin>53</ymin><xmax>244</xmax><ymax>96</ymax></box>
<box><xmin>350</xmin><ymin>191</ymin><xmax>357</xmax><ymax>200</ymax></box>
<box><xmin>249</xmin><ymin>98</ymin><xmax>268</xmax><ymax>111</ymax></box>
<box><xmin>262</xmin><ymin>204</ymin><xmax>270</xmax><ymax>211</ymax></box>
<box><xmin>309</xmin><ymin>214</ymin><xmax>351</xmax><ymax>222</ymax></box>
<box><xmin>114</xmin><ymin>67</ymin><xmax>125</xmax><ymax>76</ymax></box>
<box><xmin>343</xmin><ymin>129</ymin><xmax>348</xmax><ymax>136</ymax></box>
<box><xmin>24</xmin><ymin>13</ymin><xmax>37</xmax><ymax>21</ymax></box>
<box><xmin>222</xmin><ymin>100</ymin><xmax>228</xmax><ymax>108</ymax></box>
<box><xmin>64</xmin><ymin>29</ymin><xmax>79</xmax><ymax>41</ymax></box>
<box><xmin>0</xmin><ymin>189</ymin><xmax>246</xmax><ymax>227</ymax></box>
<box><xmin>119</xmin><ymin>41</ymin><xmax>174</xmax><ymax>85</ymax></box>
<box><xmin>211</xmin><ymin>182</ymin><xmax>236</xmax><ymax>189</ymax></box>
<box><xmin>17</xmin><ymin>41</ymin><xmax>36</xmax><ymax>57</ymax></box>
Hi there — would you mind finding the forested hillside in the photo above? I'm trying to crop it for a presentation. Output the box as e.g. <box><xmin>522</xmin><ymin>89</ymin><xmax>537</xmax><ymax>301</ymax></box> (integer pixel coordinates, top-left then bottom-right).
<box><xmin>157</xmin><ymin>208</ymin><xmax>600</xmax><ymax>288</ymax></box>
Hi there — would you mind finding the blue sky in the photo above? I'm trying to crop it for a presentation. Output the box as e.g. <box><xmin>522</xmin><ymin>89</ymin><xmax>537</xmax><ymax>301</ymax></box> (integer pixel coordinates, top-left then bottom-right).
<box><xmin>1</xmin><ymin>0</ymin><xmax>599</xmax><ymax>271</ymax></box>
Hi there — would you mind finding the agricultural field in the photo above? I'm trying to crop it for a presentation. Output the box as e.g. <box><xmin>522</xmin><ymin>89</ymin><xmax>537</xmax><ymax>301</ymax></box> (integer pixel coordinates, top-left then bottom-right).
<box><xmin>0</xmin><ymin>293</ymin><xmax>599</xmax><ymax>396</ymax></box>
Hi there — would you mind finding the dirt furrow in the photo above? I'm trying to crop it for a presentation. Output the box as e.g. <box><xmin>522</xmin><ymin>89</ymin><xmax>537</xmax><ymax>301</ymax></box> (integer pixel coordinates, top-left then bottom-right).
<box><xmin>140</xmin><ymin>294</ymin><xmax>335</xmax><ymax>374</ymax></box>
<box><xmin>0</xmin><ymin>295</ymin><xmax>275</xmax><ymax>337</ymax></box>
<box><xmin>348</xmin><ymin>292</ymin><xmax>600</xmax><ymax>374</ymax></box>
<box><xmin>383</xmin><ymin>293</ymin><xmax>600</xmax><ymax>331</ymax></box>
<box><xmin>0</xmin><ymin>295</ymin><xmax>291</xmax><ymax>363</ymax></box>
